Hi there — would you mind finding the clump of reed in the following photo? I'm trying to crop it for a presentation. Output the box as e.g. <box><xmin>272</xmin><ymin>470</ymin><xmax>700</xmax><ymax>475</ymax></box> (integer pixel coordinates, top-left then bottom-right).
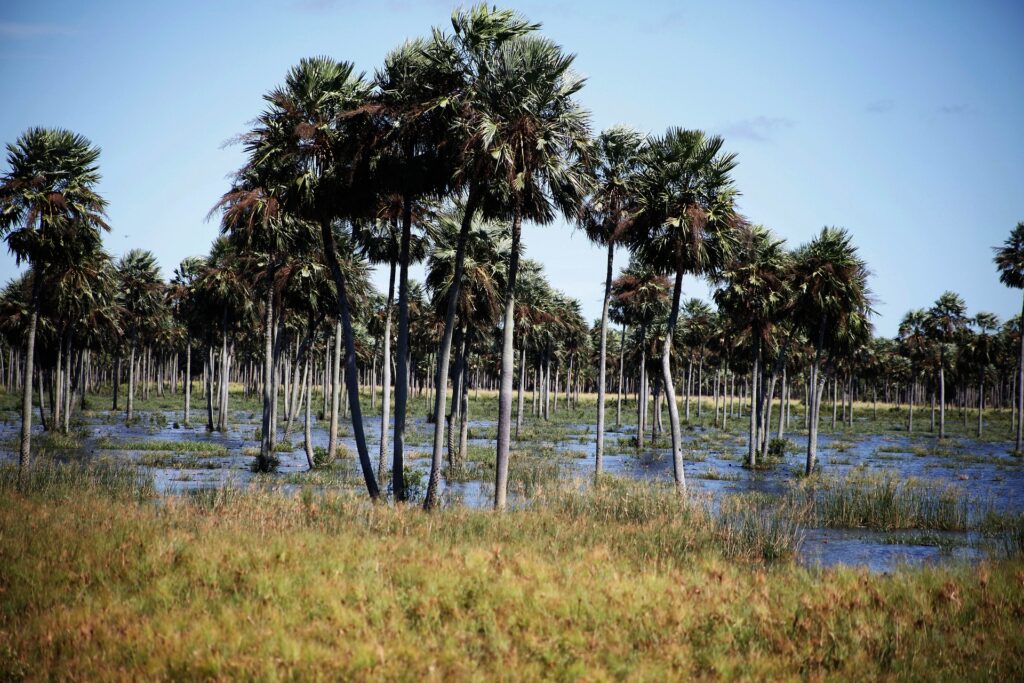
<box><xmin>793</xmin><ymin>471</ymin><xmax>969</xmax><ymax>531</ymax></box>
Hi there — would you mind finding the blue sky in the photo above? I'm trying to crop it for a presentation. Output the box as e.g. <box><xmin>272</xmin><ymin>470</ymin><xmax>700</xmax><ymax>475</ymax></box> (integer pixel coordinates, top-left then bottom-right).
<box><xmin>1</xmin><ymin>0</ymin><xmax>1022</xmax><ymax>336</ymax></box>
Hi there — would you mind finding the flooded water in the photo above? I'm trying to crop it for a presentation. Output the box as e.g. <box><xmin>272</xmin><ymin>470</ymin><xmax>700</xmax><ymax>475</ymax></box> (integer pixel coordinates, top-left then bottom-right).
<box><xmin>2</xmin><ymin>406</ymin><xmax>1021</xmax><ymax>571</ymax></box>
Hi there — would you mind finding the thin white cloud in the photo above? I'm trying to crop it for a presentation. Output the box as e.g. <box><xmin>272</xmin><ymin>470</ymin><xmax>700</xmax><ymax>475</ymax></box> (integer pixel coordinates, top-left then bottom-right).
<box><xmin>719</xmin><ymin>116</ymin><xmax>794</xmax><ymax>142</ymax></box>
<box><xmin>938</xmin><ymin>103</ymin><xmax>972</xmax><ymax>115</ymax></box>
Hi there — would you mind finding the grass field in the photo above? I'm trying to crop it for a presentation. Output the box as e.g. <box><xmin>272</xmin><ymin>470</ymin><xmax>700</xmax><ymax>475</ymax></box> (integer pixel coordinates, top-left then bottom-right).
<box><xmin>0</xmin><ymin>465</ymin><xmax>1022</xmax><ymax>680</ymax></box>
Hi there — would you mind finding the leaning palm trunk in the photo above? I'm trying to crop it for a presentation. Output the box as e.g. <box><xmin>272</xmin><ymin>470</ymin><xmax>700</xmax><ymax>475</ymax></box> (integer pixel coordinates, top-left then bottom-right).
<box><xmin>18</xmin><ymin>276</ymin><xmax>40</xmax><ymax>476</ymax></box>
<box><xmin>494</xmin><ymin>212</ymin><xmax>524</xmax><ymax>510</ymax></box>
<box><xmin>378</xmin><ymin>260</ymin><xmax>396</xmax><ymax>483</ymax></box>
<box><xmin>302</xmin><ymin>358</ymin><xmax>314</xmax><ymax>470</ymax></box>
<box><xmin>595</xmin><ymin>241</ymin><xmax>613</xmax><ymax>477</ymax></box>
<box><xmin>424</xmin><ymin>192</ymin><xmax>479</xmax><ymax>510</ymax></box>
<box><xmin>662</xmin><ymin>269</ymin><xmax>686</xmax><ymax>492</ymax></box>
<box><xmin>322</xmin><ymin>222</ymin><xmax>379</xmax><ymax>500</ymax></box>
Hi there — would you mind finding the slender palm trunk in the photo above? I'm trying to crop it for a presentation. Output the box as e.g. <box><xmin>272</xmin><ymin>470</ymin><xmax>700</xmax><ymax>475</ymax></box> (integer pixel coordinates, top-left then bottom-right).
<box><xmin>127</xmin><ymin>345</ymin><xmax>136</xmax><ymax>423</ymax></box>
<box><xmin>595</xmin><ymin>240</ymin><xmax>613</xmax><ymax>477</ymax></box>
<box><xmin>328</xmin><ymin>323</ymin><xmax>341</xmax><ymax>458</ymax></box>
<box><xmin>217</xmin><ymin>312</ymin><xmax>229</xmax><ymax>432</ymax></box>
<box><xmin>322</xmin><ymin>222</ymin><xmax>379</xmax><ymax>499</ymax></box>
<box><xmin>748</xmin><ymin>341</ymin><xmax>759</xmax><ymax>467</ymax></box>
<box><xmin>378</xmin><ymin>260</ymin><xmax>396</xmax><ymax>483</ymax></box>
<box><xmin>938</xmin><ymin>357</ymin><xmax>946</xmax><ymax>440</ymax></box>
<box><xmin>258</xmin><ymin>276</ymin><xmax>276</xmax><ymax>469</ymax></box>
<box><xmin>805</xmin><ymin>318</ymin><xmax>827</xmax><ymax>475</ymax></box>
<box><xmin>183</xmin><ymin>339</ymin><xmax>191</xmax><ymax>427</ymax></box>
<box><xmin>616</xmin><ymin>323</ymin><xmax>626</xmax><ymax>429</ymax></box>
<box><xmin>1017</xmin><ymin>294</ymin><xmax>1024</xmax><ymax>451</ymax></box>
<box><xmin>302</xmin><ymin>357</ymin><xmax>314</xmax><ymax>470</ymax></box>
<box><xmin>494</xmin><ymin>210</ymin><xmax>523</xmax><ymax>511</ymax></box>
<box><xmin>515</xmin><ymin>344</ymin><xmax>526</xmax><ymax>438</ymax></box>
<box><xmin>18</xmin><ymin>275</ymin><xmax>40</xmax><ymax>476</ymax></box>
<box><xmin>424</xmin><ymin>192</ymin><xmax>479</xmax><ymax>510</ymax></box>
<box><xmin>662</xmin><ymin>268</ymin><xmax>686</xmax><ymax>492</ymax></box>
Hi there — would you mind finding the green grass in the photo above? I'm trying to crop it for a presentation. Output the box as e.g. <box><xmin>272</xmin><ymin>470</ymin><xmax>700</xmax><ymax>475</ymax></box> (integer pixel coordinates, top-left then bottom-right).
<box><xmin>93</xmin><ymin>436</ymin><xmax>229</xmax><ymax>456</ymax></box>
<box><xmin>0</xmin><ymin>468</ymin><xmax>1021</xmax><ymax>679</ymax></box>
<box><xmin>794</xmin><ymin>471</ymin><xmax>971</xmax><ymax>531</ymax></box>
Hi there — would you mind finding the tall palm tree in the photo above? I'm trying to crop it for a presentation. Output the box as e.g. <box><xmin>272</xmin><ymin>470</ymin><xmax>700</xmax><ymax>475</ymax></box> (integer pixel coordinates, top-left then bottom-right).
<box><xmin>792</xmin><ymin>227</ymin><xmax>871</xmax><ymax>474</ymax></box>
<box><xmin>423</xmin><ymin>6</ymin><xmax>541</xmax><ymax>510</ymax></box>
<box><xmin>898</xmin><ymin>309</ymin><xmax>930</xmax><ymax>432</ymax></box>
<box><xmin>925</xmin><ymin>291</ymin><xmax>968</xmax><ymax>440</ymax></box>
<box><xmin>466</xmin><ymin>34</ymin><xmax>594</xmax><ymax>511</ymax></box>
<box><xmin>993</xmin><ymin>221</ymin><xmax>1024</xmax><ymax>450</ymax></box>
<box><xmin>579</xmin><ymin>125</ymin><xmax>645</xmax><ymax>477</ymax></box>
<box><xmin>373</xmin><ymin>38</ymin><xmax>463</xmax><ymax>500</ymax></box>
<box><xmin>629</xmin><ymin>128</ymin><xmax>739</xmax><ymax>491</ymax></box>
<box><xmin>0</xmin><ymin>128</ymin><xmax>108</xmax><ymax>473</ymax></box>
<box><xmin>231</xmin><ymin>56</ymin><xmax>380</xmax><ymax>495</ymax></box>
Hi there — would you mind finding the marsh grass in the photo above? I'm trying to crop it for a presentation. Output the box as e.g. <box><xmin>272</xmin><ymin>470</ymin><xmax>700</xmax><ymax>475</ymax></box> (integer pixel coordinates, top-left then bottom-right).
<box><xmin>0</xmin><ymin>465</ymin><xmax>1022</xmax><ymax>678</ymax></box>
<box><xmin>94</xmin><ymin>436</ymin><xmax>229</xmax><ymax>456</ymax></box>
<box><xmin>794</xmin><ymin>471</ymin><xmax>970</xmax><ymax>531</ymax></box>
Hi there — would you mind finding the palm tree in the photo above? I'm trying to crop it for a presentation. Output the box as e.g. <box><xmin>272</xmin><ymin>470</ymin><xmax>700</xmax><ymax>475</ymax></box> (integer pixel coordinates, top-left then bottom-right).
<box><xmin>230</xmin><ymin>56</ymin><xmax>380</xmax><ymax>495</ymax></box>
<box><xmin>423</xmin><ymin>6</ymin><xmax>541</xmax><ymax>510</ymax></box>
<box><xmin>579</xmin><ymin>125</ymin><xmax>645</xmax><ymax>476</ymax></box>
<box><xmin>898</xmin><ymin>309</ymin><xmax>930</xmax><ymax>432</ymax></box>
<box><xmin>629</xmin><ymin>128</ymin><xmax>739</xmax><ymax>491</ymax></box>
<box><xmin>115</xmin><ymin>249</ymin><xmax>163</xmax><ymax>424</ymax></box>
<box><xmin>169</xmin><ymin>256</ymin><xmax>204</xmax><ymax>427</ymax></box>
<box><xmin>993</xmin><ymin>221</ymin><xmax>1024</xmax><ymax>450</ymax></box>
<box><xmin>610</xmin><ymin>261</ymin><xmax>672</xmax><ymax>447</ymax></box>
<box><xmin>424</xmin><ymin>208</ymin><xmax>509</xmax><ymax>485</ymax></box>
<box><xmin>792</xmin><ymin>227</ymin><xmax>871</xmax><ymax>474</ymax></box>
<box><xmin>0</xmin><ymin>128</ymin><xmax>108</xmax><ymax>473</ymax></box>
<box><xmin>970</xmin><ymin>312</ymin><xmax>1000</xmax><ymax>437</ymax></box>
<box><xmin>714</xmin><ymin>224</ymin><xmax>791</xmax><ymax>467</ymax></box>
<box><xmin>925</xmin><ymin>291</ymin><xmax>968</xmax><ymax>440</ymax></box>
<box><xmin>468</xmin><ymin>34</ymin><xmax>594</xmax><ymax>511</ymax></box>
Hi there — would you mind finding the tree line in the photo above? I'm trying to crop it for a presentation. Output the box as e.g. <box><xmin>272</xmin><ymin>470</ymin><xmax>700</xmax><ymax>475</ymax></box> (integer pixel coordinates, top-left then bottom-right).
<box><xmin>3</xmin><ymin>5</ymin><xmax>1024</xmax><ymax>509</ymax></box>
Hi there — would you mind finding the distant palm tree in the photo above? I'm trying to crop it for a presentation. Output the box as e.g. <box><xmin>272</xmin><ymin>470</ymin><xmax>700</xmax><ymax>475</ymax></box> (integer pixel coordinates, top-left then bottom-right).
<box><xmin>792</xmin><ymin>227</ymin><xmax>871</xmax><ymax>474</ymax></box>
<box><xmin>993</xmin><ymin>221</ymin><xmax>1024</xmax><ymax>450</ymax></box>
<box><xmin>610</xmin><ymin>261</ymin><xmax>672</xmax><ymax>448</ymax></box>
<box><xmin>579</xmin><ymin>126</ymin><xmax>645</xmax><ymax>476</ymax></box>
<box><xmin>630</xmin><ymin>128</ymin><xmax>739</xmax><ymax>491</ymax></box>
<box><xmin>970</xmin><ymin>312</ymin><xmax>1000</xmax><ymax>437</ymax></box>
<box><xmin>714</xmin><ymin>224</ymin><xmax>791</xmax><ymax>467</ymax></box>
<box><xmin>169</xmin><ymin>256</ymin><xmax>205</xmax><ymax>427</ymax></box>
<box><xmin>0</xmin><ymin>128</ymin><xmax>108</xmax><ymax>473</ymax></box>
<box><xmin>898</xmin><ymin>309</ymin><xmax>930</xmax><ymax>432</ymax></box>
<box><xmin>925</xmin><ymin>291</ymin><xmax>968</xmax><ymax>440</ymax></box>
<box><xmin>115</xmin><ymin>249</ymin><xmax>163</xmax><ymax>424</ymax></box>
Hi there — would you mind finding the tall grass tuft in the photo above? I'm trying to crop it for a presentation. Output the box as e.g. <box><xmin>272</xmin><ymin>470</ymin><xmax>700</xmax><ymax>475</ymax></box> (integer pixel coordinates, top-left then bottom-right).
<box><xmin>0</xmin><ymin>461</ymin><xmax>154</xmax><ymax>501</ymax></box>
<box><xmin>795</xmin><ymin>471</ymin><xmax>969</xmax><ymax>531</ymax></box>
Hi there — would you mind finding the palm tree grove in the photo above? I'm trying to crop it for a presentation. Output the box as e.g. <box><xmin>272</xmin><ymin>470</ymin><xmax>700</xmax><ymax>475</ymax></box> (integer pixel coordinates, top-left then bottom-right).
<box><xmin>1</xmin><ymin>3</ymin><xmax>1022</xmax><ymax>679</ymax></box>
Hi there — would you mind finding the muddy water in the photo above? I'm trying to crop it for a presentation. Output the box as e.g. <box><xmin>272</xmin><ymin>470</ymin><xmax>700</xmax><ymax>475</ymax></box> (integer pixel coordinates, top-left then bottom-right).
<box><xmin>2</xmin><ymin>409</ymin><xmax>1021</xmax><ymax>571</ymax></box>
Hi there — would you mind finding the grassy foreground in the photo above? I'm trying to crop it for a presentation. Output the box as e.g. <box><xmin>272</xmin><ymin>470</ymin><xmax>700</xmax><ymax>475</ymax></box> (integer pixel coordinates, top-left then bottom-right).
<box><xmin>0</xmin><ymin>470</ymin><xmax>1022</xmax><ymax>680</ymax></box>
